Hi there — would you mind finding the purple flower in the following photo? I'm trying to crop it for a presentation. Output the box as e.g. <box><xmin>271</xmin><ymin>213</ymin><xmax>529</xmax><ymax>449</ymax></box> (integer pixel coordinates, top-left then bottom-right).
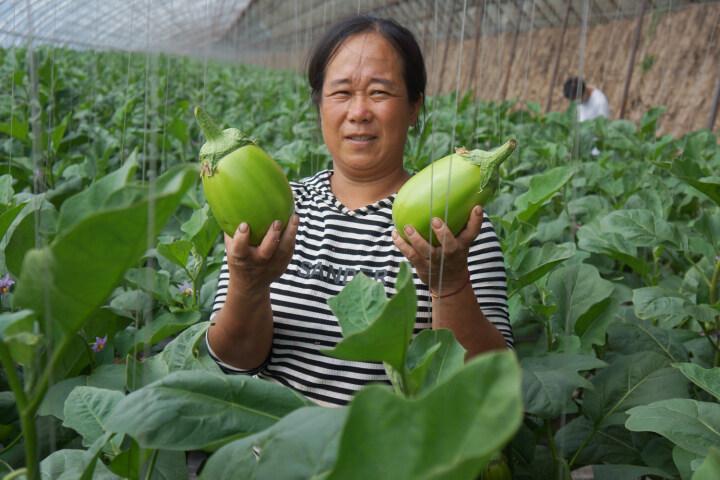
<box><xmin>90</xmin><ymin>335</ymin><xmax>107</xmax><ymax>353</ymax></box>
<box><xmin>0</xmin><ymin>273</ymin><xmax>14</xmax><ymax>294</ymax></box>
<box><xmin>178</xmin><ymin>281</ymin><xmax>193</xmax><ymax>297</ymax></box>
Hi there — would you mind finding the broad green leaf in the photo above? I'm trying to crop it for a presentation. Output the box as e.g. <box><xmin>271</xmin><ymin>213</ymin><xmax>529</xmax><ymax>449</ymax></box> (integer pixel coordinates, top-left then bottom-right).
<box><xmin>693</xmin><ymin>448</ymin><xmax>720</xmax><ymax>480</ymax></box>
<box><xmin>633</xmin><ymin>287</ymin><xmax>691</xmax><ymax>328</ymax></box>
<box><xmin>555</xmin><ymin>418</ymin><xmax>644</xmax><ymax>465</ymax></box>
<box><xmin>584</xmin><ymin>352</ymin><xmax>689</xmax><ymax>427</ymax></box>
<box><xmin>607</xmin><ymin>320</ymin><xmax>689</xmax><ymax>363</ymax></box>
<box><xmin>2</xmin><ymin>197</ymin><xmax>57</xmax><ymax>278</ymax></box>
<box><xmin>547</xmin><ymin>263</ymin><xmax>614</xmax><ymax>336</ymax></box>
<box><xmin>405</xmin><ymin>329</ymin><xmax>466</xmax><ymax>396</ymax></box>
<box><xmin>592</xmin><ymin>464</ymin><xmax>673</xmax><ymax>480</ymax></box>
<box><xmin>600</xmin><ymin>209</ymin><xmax>678</xmax><ymax>247</ymax></box>
<box><xmin>125</xmin><ymin>267</ymin><xmax>171</xmax><ymax>303</ymax></box>
<box><xmin>673</xmin><ymin>445</ymin><xmax>698</xmax><ymax>480</ymax></box>
<box><xmin>673</xmin><ymin>363</ymin><xmax>720</xmax><ymax>401</ymax></box>
<box><xmin>0</xmin><ymin>115</ymin><xmax>29</xmax><ymax>142</ymax></box>
<box><xmin>13</xmin><ymin>164</ymin><xmax>197</xmax><ymax>336</ymax></box>
<box><xmin>508</xmin><ymin>242</ymin><xmax>576</xmax><ymax>296</ymax></box>
<box><xmin>181</xmin><ymin>204</ymin><xmax>221</xmax><ymax>258</ymax></box>
<box><xmin>157</xmin><ymin>239</ymin><xmax>193</xmax><ymax>269</ymax></box>
<box><xmin>39</xmin><ymin>364</ymin><xmax>126</xmax><ymax>420</ymax></box>
<box><xmin>521</xmin><ymin>353</ymin><xmax>606</xmax><ymax>418</ymax></box>
<box><xmin>0</xmin><ymin>309</ymin><xmax>34</xmax><ymax>340</ymax></box>
<box><xmin>39</xmin><ymin>447</ymin><xmax>116</xmax><ymax>480</ymax></box>
<box><xmin>671</xmin><ymin>154</ymin><xmax>720</xmax><ymax>207</ymax></box>
<box><xmin>200</xmin><ymin>407</ymin><xmax>346</xmax><ymax>480</ymax></box>
<box><xmin>160</xmin><ymin>321</ymin><xmax>219</xmax><ymax>373</ymax></box>
<box><xmin>576</xmin><ymin>222</ymin><xmax>648</xmax><ymax>275</ymax></box>
<box><xmin>513</xmin><ymin>166</ymin><xmax>574</xmax><ymax>222</ymax></box>
<box><xmin>626</xmin><ymin>399</ymin><xmax>720</xmax><ymax>457</ymax></box>
<box><xmin>63</xmin><ymin>386</ymin><xmax>124</xmax><ymax>447</ymax></box>
<box><xmin>126</xmin><ymin>354</ymin><xmax>170</xmax><ymax>391</ymax></box>
<box><xmin>57</xmin><ymin>153</ymin><xmax>138</xmax><ymax>231</ymax></box>
<box><xmin>323</xmin><ymin>262</ymin><xmax>416</xmax><ymax>372</ymax></box>
<box><xmin>0</xmin><ymin>203</ymin><xmax>24</xmax><ymax>240</ymax></box>
<box><xmin>105</xmin><ymin>370</ymin><xmax>311</xmax><ymax>450</ymax></box>
<box><xmin>327</xmin><ymin>350</ymin><xmax>523</xmax><ymax>480</ymax></box>
<box><xmin>115</xmin><ymin>311</ymin><xmax>201</xmax><ymax>355</ymax></box>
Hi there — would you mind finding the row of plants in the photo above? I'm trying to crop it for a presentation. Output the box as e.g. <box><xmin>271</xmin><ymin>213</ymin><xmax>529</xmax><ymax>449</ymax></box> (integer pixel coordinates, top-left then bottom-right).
<box><xmin>0</xmin><ymin>46</ymin><xmax>719</xmax><ymax>479</ymax></box>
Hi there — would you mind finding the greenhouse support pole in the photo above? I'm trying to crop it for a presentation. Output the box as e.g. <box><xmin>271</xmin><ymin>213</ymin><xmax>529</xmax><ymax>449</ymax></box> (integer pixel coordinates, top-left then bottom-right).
<box><xmin>500</xmin><ymin>6</ymin><xmax>522</xmax><ymax>101</ymax></box>
<box><xmin>619</xmin><ymin>0</ymin><xmax>648</xmax><ymax>119</ymax></box>
<box><xmin>467</xmin><ymin>0</ymin><xmax>485</xmax><ymax>97</ymax></box>
<box><xmin>708</xmin><ymin>74</ymin><xmax>720</xmax><ymax>131</ymax></box>
<box><xmin>545</xmin><ymin>1</ymin><xmax>571</xmax><ymax>113</ymax></box>
<box><xmin>437</xmin><ymin>0</ymin><xmax>457</xmax><ymax>94</ymax></box>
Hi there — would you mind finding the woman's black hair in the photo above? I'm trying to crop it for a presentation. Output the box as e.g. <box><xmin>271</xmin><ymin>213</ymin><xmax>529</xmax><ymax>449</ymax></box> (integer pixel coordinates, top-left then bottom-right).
<box><xmin>563</xmin><ymin>76</ymin><xmax>586</xmax><ymax>100</ymax></box>
<box><xmin>307</xmin><ymin>15</ymin><xmax>426</xmax><ymax>108</ymax></box>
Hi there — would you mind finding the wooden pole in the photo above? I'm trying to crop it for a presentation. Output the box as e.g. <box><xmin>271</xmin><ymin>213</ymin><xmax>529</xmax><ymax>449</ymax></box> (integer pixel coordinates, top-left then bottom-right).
<box><xmin>466</xmin><ymin>0</ymin><xmax>485</xmax><ymax>97</ymax></box>
<box><xmin>619</xmin><ymin>0</ymin><xmax>648</xmax><ymax>119</ymax></box>
<box><xmin>437</xmin><ymin>0</ymin><xmax>456</xmax><ymax>94</ymax></box>
<box><xmin>500</xmin><ymin>2</ymin><xmax>522</xmax><ymax>101</ymax></box>
<box><xmin>545</xmin><ymin>1</ymin><xmax>571</xmax><ymax>112</ymax></box>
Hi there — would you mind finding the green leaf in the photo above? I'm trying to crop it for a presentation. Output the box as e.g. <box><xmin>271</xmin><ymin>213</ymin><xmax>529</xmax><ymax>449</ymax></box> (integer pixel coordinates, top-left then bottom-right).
<box><xmin>157</xmin><ymin>239</ymin><xmax>193</xmax><ymax>269</ymax></box>
<box><xmin>115</xmin><ymin>311</ymin><xmax>201</xmax><ymax>355</ymax></box>
<box><xmin>673</xmin><ymin>363</ymin><xmax>720</xmax><ymax>401</ymax></box>
<box><xmin>693</xmin><ymin>448</ymin><xmax>720</xmax><ymax>480</ymax></box>
<box><xmin>327</xmin><ymin>350</ymin><xmax>523</xmax><ymax>480</ymax></box>
<box><xmin>521</xmin><ymin>353</ymin><xmax>606</xmax><ymax>418</ymax></box>
<box><xmin>547</xmin><ymin>263</ymin><xmax>614</xmax><ymax>336</ymax></box>
<box><xmin>508</xmin><ymin>242</ymin><xmax>576</xmax><ymax>296</ymax></box>
<box><xmin>671</xmin><ymin>154</ymin><xmax>720</xmax><ymax>207</ymax></box>
<box><xmin>13</xmin><ymin>165</ymin><xmax>197</xmax><ymax>336</ymax></box>
<box><xmin>39</xmin><ymin>447</ymin><xmax>116</xmax><ymax>480</ymax></box>
<box><xmin>181</xmin><ymin>204</ymin><xmax>221</xmax><ymax>258</ymax></box>
<box><xmin>323</xmin><ymin>262</ymin><xmax>416</xmax><ymax>372</ymax></box>
<box><xmin>607</xmin><ymin>321</ymin><xmax>689</xmax><ymax>363</ymax></box>
<box><xmin>105</xmin><ymin>370</ymin><xmax>311</xmax><ymax>450</ymax></box>
<box><xmin>57</xmin><ymin>153</ymin><xmax>138</xmax><ymax>231</ymax></box>
<box><xmin>626</xmin><ymin>399</ymin><xmax>720</xmax><ymax>457</ymax></box>
<box><xmin>592</xmin><ymin>464</ymin><xmax>673</xmax><ymax>480</ymax></box>
<box><xmin>584</xmin><ymin>352</ymin><xmax>689</xmax><ymax>427</ymax></box>
<box><xmin>200</xmin><ymin>407</ymin><xmax>346</xmax><ymax>480</ymax></box>
<box><xmin>63</xmin><ymin>386</ymin><xmax>124</xmax><ymax>447</ymax></box>
<box><xmin>39</xmin><ymin>364</ymin><xmax>126</xmax><ymax>420</ymax></box>
<box><xmin>634</xmin><ymin>287</ymin><xmax>691</xmax><ymax>328</ymax></box>
<box><xmin>159</xmin><ymin>321</ymin><xmax>218</xmax><ymax>373</ymax></box>
<box><xmin>126</xmin><ymin>354</ymin><xmax>170</xmax><ymax>391</ymax></box>
<box><xmin>125</xmin><ymin>267</ymin><xmax>171</xmax><ymax>303</ymax></box>
<box><xmin>405</xmin><ymin>329</ymin><xmax>466</xmax><ymax>396</ymax></box>
<box><xmin>513</xmin><ymin>166</ymin><xmax>575</xmax><ymax>222</ymax></box>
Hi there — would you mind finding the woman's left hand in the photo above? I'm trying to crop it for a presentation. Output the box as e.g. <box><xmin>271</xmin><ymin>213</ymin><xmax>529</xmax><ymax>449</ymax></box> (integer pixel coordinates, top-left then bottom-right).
<box><xmin>391</xmin><ymin>205</ymin><xmax>485</xmax><ymax>294</ymax></box>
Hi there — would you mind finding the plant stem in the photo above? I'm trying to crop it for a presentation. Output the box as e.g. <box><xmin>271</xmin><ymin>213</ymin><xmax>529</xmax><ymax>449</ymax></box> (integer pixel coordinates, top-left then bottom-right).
<box><xmin>545</xmin><ymin>420</ymin><xmax>560</xmax><ymax>464</ymax></box>
<box><xmin>709</xmin><ymin>258</ymin><xmax>719</xmax><ymax>306</ymax></box>
<box><xmin>0</xmin><ymin>344</ymin><xmax>38</xmax><ymax>480</ymax></box>
<box><xmin>143</xmin><ymin>449</ymin><xmax>159</xmax><ymax>480</ymax></box>
<box><xmin>26</xmin><ymin>332</ymin><xmax>75</xmax><ymax>418</ymax></box>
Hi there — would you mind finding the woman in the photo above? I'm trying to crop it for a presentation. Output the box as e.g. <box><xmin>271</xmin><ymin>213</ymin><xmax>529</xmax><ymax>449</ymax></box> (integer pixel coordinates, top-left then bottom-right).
<box><xmin>206</xmin><ymin>15</ymin><xmax>512</xmax><ymax>407</ymax></box>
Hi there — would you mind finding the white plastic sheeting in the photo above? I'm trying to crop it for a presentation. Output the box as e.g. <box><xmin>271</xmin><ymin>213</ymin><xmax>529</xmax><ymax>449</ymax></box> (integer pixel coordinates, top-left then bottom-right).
<box><xmin>0</xmin><ymin>0</ymin><xmax>250</xmax><ymax>53</ymax></box>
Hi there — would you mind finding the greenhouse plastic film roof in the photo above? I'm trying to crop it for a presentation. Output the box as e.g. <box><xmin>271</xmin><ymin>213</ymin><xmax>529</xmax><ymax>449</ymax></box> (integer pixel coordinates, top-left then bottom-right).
<box><xmin>0</xmin><ymin>0</ymin><xmax>251</xmax><ymax>53</ymax></box>
<box><xmin>1</xmin><ymin>0</ymin><xmax>717</xmax><ymax>57</ymax></box>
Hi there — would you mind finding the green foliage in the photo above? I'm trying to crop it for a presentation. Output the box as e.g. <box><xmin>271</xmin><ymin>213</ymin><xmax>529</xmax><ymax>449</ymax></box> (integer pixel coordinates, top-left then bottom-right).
<box><xmin>0</xmin><ymin>45</ymin><xmax>719</xmax><ymax>479</ymax></box>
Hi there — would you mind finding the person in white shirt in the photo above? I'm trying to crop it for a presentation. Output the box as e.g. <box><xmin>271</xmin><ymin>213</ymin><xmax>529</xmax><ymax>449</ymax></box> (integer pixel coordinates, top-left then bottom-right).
<box><xmin>563</xmin><ymin>76</ymin><xmax>610</xmax><ymax>122</ymax></box>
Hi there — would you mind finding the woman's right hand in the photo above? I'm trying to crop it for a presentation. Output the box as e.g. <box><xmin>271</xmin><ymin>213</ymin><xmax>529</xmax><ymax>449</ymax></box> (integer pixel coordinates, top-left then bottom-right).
<box><xmin>224</xmin><ymin>214</ymin><xmax>300</xmax><ymax>295</ymax></box>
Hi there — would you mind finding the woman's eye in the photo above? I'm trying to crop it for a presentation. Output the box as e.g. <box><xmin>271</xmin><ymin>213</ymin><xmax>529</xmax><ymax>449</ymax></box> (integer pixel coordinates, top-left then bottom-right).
<box><xmin>371</xmin><ymin>90</ymin><xmax>389</xmax><ymax>97</ymax></box>
<box><xmin>330</xmin><ymin>91</ymin><xmax>350</xmax><ymax>98</ymax></box>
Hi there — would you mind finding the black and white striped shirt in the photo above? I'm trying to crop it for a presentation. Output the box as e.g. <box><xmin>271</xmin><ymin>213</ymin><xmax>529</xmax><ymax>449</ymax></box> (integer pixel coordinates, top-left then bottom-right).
<box><xmin>207</xmin><ymin>169</ymin><xmax>512</xmax><ymax>406</ymax></box>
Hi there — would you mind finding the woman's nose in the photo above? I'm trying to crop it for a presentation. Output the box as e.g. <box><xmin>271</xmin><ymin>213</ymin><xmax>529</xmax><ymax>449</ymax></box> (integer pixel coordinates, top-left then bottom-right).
<box><xmin>347</xmin><ymin>95</ymin><xmax>371</xmax><ymax>123</ymax></box>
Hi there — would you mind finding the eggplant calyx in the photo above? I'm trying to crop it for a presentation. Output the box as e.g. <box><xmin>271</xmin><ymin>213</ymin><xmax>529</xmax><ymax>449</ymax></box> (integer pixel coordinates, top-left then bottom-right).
<box><xmin>194</xmin><ymin>106</ymin><xmax>254</xmax><ymax>175</ymax></box>
<box><xmin>466</xmin><ymin>138</ymin><xmax>517</xmax><ymax>191</ymax></box>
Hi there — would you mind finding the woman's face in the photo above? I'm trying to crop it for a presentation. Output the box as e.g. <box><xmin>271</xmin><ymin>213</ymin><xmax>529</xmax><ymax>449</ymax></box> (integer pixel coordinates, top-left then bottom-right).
<box><xmin>319</xmin><ymin>32</ymin><xmax>421</xmax><ymax>177</ymax></box>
